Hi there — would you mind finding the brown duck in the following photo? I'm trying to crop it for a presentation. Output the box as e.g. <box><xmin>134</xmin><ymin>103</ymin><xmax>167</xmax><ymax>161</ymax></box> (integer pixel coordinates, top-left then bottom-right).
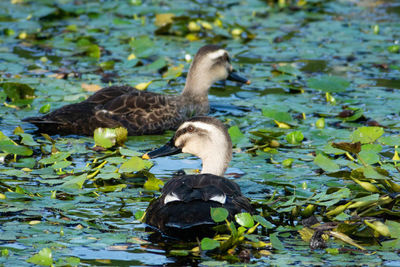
<box><xmin>23</xmin><ymin>45</ymin><xmax>250</xmax><ymax>136</ymax></box>
<box><xmin>142</xmin><ymin>116</ymin><xmax>254</xmax><ymax>238</ymax></box>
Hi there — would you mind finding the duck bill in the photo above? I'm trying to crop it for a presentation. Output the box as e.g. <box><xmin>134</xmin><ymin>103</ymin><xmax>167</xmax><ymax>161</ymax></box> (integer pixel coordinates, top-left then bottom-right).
<box><xmin>142</xmin><ymin>139</ymin><xmax>182</xmax><ymax>159</ymax></box>
<box><xmin>227</xmin><ymin>71</ymin><xmax>251</xmax><ymax>85</ymax></box>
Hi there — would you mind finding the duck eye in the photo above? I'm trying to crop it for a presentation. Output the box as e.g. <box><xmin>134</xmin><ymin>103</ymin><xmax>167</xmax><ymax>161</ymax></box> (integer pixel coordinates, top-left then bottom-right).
<box><xmin>187</xmin><ymin>125</ymin><xmax>194</xmax><ymax>132</ymax></box>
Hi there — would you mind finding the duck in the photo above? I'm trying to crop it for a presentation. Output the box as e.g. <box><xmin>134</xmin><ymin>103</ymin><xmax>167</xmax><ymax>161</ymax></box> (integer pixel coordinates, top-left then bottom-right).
<box><xmin>142</xmin><ymin>116</ymin><xmax>254</xmax><ymax>238</ymax></box>
<box><xmin>23</xmin><ymin>45</ymin><xmax>250</xmax><ymax>136</ymax></box>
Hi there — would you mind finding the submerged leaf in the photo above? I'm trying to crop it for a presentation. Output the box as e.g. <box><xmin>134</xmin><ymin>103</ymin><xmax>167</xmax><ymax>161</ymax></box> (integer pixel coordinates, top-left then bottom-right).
<box><xmin>269</xmin><ymin>233</ymin><xmax>284</xmax><ymax>250</ymax></box>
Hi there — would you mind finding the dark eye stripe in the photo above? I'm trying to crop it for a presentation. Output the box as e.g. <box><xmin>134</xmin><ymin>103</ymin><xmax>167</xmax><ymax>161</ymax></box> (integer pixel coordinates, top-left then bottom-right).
<box><xmin>213</xmin><ymin>53</ymin><xmax>229</xmax><ymax>63</ymax></box>
<box><xmin>174</xmin><ymin>125</ymin><xmax>208</xmax><ymax>143</ymax></box>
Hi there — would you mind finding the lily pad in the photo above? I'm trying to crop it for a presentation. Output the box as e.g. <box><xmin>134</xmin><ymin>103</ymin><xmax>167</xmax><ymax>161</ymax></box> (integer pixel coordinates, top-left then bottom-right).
<box><xmin>201</xmin><ymin>237</ymin><xmax>220</xmax><ymax>251</ymax></box>
<box><xmin>307</xmin><ymin>75</ymin><xmax>350</xmax><ymax>92</ymax></box>
<box><xmin>26</xmin><ymin>247</ymin><xmax>52</xmax><ymax>266</ymax></box>
<box><xmin>119</xmin><ymin>157</ymin><xmax>153</xmax><ymax>173</ymax></box>
<box><xmin>210</xmin><ymin>207</ymin><xmax>229</xmax><ymax>223</ymax></box>
<box><xmin>351</xmin><ymin>127</ymin><xmax>384</xmax><ymax>144</ymax></box>
<box><xmin>314</xmin><ymin>154</ymin><xmax>340</xmax><ymax>173</ymax></box>
<box><xmin>235</xmin><ymin>213</ymin><xmax>254</xmax><ymax>228</ymax></box>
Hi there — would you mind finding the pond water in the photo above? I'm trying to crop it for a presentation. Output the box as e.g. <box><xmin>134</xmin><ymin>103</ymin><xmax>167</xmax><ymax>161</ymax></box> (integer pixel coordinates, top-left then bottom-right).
<box><xmin>1</xmin><ymin>0</ymin><xmax>400</xmax><ymax>266</ymax></box>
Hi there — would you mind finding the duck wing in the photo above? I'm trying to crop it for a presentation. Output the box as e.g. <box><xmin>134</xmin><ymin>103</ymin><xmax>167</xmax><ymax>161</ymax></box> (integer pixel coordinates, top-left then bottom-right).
<box><xmin>144</xmin><ymin>174</ymin><xmax>254</xmax><ymax>237</ymax></box>
<box><xmin>22</xmin><ymin>85</ymin><xmax>136</xmax><ymax>135</ymax></box>
<box><xmin>92</xmin><ymin>89</ymin><xmax>186</xmax><ymax>135</ymax></box>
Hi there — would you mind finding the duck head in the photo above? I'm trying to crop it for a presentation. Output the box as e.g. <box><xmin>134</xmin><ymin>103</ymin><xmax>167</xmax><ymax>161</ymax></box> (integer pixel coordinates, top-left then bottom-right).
<box><xmin>143</xmin><ymin>116</ymin><xmax>232</xmax><ymax>176</ymax></box>
<box><xmin>182</xmin><ymin>45</ymin><xmax>250</xmax><ymax>97</ymax></box>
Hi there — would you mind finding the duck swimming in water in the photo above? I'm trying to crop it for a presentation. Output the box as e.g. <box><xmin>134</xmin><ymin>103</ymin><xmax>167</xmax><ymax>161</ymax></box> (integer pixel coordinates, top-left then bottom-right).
<box><xmin>23</xmin><ymin>45</ymin><xmax>250</xmax><ymax>136</ymax></box>
<box><xmin>142</xmin><ymin>116</ymin><xmax>254</xmax><ymax>238</ymax></box>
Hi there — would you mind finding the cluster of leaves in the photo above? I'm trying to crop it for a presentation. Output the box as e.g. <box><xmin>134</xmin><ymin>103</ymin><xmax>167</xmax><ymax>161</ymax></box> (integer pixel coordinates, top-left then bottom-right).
<box><xmin>197</xmin><ymin>208</ymin><xmax>274</xmax><ymax>256</ymax></box>
<box><xmin>1</xmin><ymin>0</ymin><xmax>400</xmax><ymax>265</ymax></box>
<box><xmin>245</xmin><ymin>126</ymin><xmax>400</xmax><ymax>252</ymax></box>
<box><xmin>0</xmin><ymin>126</ymin><xmax>159</xmax><ymax>192</ymax></box>
<box><xmin>154</xmin><ymin>13</ymin><xmax>255</xmax><ymax>42</ymax></box>
<box><xmin>24</xmin><ymin>247</ymin><xmax>79</xmax><ymax>267</ymax></box>
<box><xmin>144</xmin><ymin>207</ymin><xmax>275</xmax><ymax>261</ymax></box>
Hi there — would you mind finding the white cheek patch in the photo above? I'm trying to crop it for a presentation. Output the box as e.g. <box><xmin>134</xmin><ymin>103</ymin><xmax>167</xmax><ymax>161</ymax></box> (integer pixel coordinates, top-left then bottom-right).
<box><xmin>207</xmin><ymin>49</ymin><xmax>228</xmax><ymax>60</ymax></box>
<box><xmin>210</xmin><ymin>194</ymin><xmax>226</xmax><ymax>204</ymax></box>
<box><xmin>164</xmin><ymin>192</ymin><xmax>181</xmax><ymax>204</ymax></box>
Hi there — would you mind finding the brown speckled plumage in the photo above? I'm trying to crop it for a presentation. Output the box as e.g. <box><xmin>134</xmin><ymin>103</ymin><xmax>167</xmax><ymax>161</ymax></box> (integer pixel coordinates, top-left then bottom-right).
<box><xmin>23</xmin><ymin>45</ymin><xmax>249</xmax><ymax>136</ymax></box>
<box><xmin>24</xmin><ymin>85</ymin><xmax>208</xmax><ymax>136</ymax></box>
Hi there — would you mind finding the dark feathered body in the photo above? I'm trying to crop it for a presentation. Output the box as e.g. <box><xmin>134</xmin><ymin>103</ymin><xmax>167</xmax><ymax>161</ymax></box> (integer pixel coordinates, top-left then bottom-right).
<box><xmin>23</xmin><ymin>85</ymin><xmax>208</xmax><ymax>136</ymax></box>
<box><xmin>23</xmin><ymin>45</ymin><xmax>249</xmax><ymax>136</ymax></box>
<box><xmin>144</xmin><ymin>174</ymin><xmax>254</xmax><ymax>238</ymax></box>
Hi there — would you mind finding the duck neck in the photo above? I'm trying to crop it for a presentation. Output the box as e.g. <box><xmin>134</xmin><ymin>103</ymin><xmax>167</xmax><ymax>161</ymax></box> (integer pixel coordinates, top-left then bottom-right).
<box><xmin>200</xmin><ymin>149</ymin><xmax>231</xmax><ymax>177</ymax></box>
<box><xmin>181</xmin><ymin>67</ymin><xmax>213</xmax><ymax>99</ymax></box>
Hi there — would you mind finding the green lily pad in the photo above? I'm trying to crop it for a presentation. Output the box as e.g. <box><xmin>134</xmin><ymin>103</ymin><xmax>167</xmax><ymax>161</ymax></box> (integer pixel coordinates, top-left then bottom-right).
<box><xmin>253</xmin><ymin>215</ymin><xmax>274</xmax><ymax>229</ymax></box>
<box><xmin>94</xmin><ymin>127</ymin><xmax>128</xmax><ymax>148</ymax></box>
<box><xmin>210</xmin><ymin>207</ymin><xmax>229</xmax><ymax>223</ymax></box>
<box><xmin>228</xmin><ymin>125</ymin><xmax>250</xmax><ymax>147</ymax></box>
<box><xmin>307</xmin><ymin>75</ymin><xmax>350</xmax><ymax>92</ymax></box>
<box><xmin>26</xmin><ymin>247</ymin><xmax>53</xmax><ymax>266</ymax></box>
<box><xmin>286</xmin><ymin>131</ymin><xmax>304</xmax><ymax>144</ymax></box>
<box><xmin>0</xmin><ymin>140</ymin><xmax>33</xmax><ymax>156</ymax></box>
<box><xmin>269</xmin><ymin>233</ymin><xmax>284</xmax><ymax>250</ymax></box>
<box><xmin>351</xmin><ymin>127</ymin><xmax>384</xmax><ymax>144</ymax></box>
<box><xmin>262</xmin><ymin>108</ymin><xmax>293</xmax><ymax>122</ymax></box>
<box><xmin>201</xmin><ymin>237</ymin><xmax>220</xmax><ymax>251</ymax></box>
<box><xmin>39</xmin><ymin>152</ymin><xmax>71</xmax><ymax>165</ymax></box>
<box><xmin>19</xmin><ymin>133</ymin><xmax>40</xmax><ymax>146</ymax></box>
<box><xmin>119</xmin><ymin>157</ymin><xmax>153</xmax><ymax>173</ymax></box>
<box><xmin>313</xmin><ymin>154</ymin><xmax>340</xmax><ymax>173</ymax></box>
<box><xmin>39</xmin><ymin>103</ymin><xmax>51</xmax><ymax>114</ymax></box>
<box><xmin>235</xmin><ymin>212</ymin><xmax>254</xmax><ymax>228</ymax></box>
<box><xmin>143</xmin><ymin>174</ymin><xmax>164</xmax><ymax>191</ymax></box>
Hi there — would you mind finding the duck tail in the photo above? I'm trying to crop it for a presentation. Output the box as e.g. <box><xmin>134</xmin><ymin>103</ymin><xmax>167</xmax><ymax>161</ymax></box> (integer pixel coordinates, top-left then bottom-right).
<box><xmin>22</xmin><ymin>116</ymin><xmax>64</xmax><ymax>124</ymax></box>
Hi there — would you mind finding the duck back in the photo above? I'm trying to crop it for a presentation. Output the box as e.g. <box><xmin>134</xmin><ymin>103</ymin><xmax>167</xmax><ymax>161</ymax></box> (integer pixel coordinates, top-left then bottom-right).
<box><xmin>144</xmin><ymin>174</ymin><xmax>254</xmax><ymax>239</ymax></box>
